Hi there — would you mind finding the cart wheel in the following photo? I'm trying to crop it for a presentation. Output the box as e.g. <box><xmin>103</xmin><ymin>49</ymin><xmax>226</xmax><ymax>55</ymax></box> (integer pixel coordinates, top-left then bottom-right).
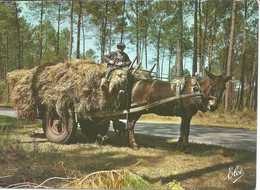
<box><xmin>44</xmin><ymin>110</ymin><xmax>77</xmax><ymax>143</ymax></box>
<box><xmin>80</xmin><ymin>119</ymin><xmax>109</xmax><ymax>142</ymax></box>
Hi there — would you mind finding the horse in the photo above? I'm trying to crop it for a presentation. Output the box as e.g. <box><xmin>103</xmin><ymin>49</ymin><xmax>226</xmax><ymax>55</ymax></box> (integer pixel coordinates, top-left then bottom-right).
<box><xmin>127</xmin><ymin>70</ymin><xmax>233</xmax><ymax>151</ymax></box>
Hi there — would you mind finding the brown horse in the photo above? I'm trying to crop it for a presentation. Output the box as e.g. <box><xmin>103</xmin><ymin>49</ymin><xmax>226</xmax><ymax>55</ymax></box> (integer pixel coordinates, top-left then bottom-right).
<box><xmin>128</xmin><ymin>70</ymin><xmax>233</xmax><ymax>151</ymax></box>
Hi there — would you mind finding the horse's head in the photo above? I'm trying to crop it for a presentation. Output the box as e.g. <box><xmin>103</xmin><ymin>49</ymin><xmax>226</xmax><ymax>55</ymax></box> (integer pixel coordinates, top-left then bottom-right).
<box><xmin>199</xmin><ymin>70</ymin><xmax>233</xmax><ymax>112</ymax></box>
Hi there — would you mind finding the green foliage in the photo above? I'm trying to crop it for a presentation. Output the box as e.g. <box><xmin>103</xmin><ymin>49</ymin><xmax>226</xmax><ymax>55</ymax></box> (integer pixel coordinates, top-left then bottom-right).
<box><xmin>124</xmin><ymin>171</ymin><xmax>151</xmax><ymax>189</ymax></box>
<box><xmin>183</xmin><ymin>68</ymin><xmax>191</xmax><ymax>77</ymax></box>
<box><xmin>167</xmin><ymin>179</ymin><xmax>184</xmax><ymax>190</ymax></box>
<box><xmin>0</xmin><ymin>80</ymin><xmax>7</xmax><ymax>102</ymax></box>
<box><xmin>85</xmin><ymin>49</ymin><xmax>98</xmax><ymax>60</ymax></box>
<box><xmin>59</xmin><ymin>28</ymin><xmax>70</xmax><ymax>61</ymax></box>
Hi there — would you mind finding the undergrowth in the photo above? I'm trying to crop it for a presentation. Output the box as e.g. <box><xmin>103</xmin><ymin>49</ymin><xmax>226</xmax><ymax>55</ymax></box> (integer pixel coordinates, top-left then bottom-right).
<box><xmin>139</xmin><ymin>107</ymin><xmax>256</xmax><ymax>130</ymax></box>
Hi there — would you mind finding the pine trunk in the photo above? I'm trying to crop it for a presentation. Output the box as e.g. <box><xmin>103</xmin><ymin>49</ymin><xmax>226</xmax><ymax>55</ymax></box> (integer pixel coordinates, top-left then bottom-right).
<box><xmin>161</xmin><ymin>48</ymin><xmax>165</xmax><ymax>80</ymax></box>
<box><xmin>192</xmin><ymin>0</ymin><xmax>198</xmax><ymax>76</ymax></box>
<box><xmin>14</xmin><ymin>2</ymin><xmax>21</xmax><ymax>69</ymax></box>
<box><xmin>253</xmin><ymin>61</ymin><xmax>257</xmax><ymax>111</ymax></box>
<box><xmin>201</xmin><ymin>1</ymin><xmax>208</xmax><ymax>76</ymax></box>
<box><xmin>168</xmin><ymin>48</ymin><xmax>173</xmax><ymax>81</ymax></box>
<box><xmin>225</xmin><ymin>0</ymin><xmax>237</xmax><ymax>113</ymax></box>
<box><xmin>156</xmin><ymin>26</ymin><xmax>161</xmax><ymax>79</ymax></box>
<box><xmin>208</xmin><ymin>14</ymin><xmax>216</xmax><ymax>72</ymax></box>
<box><xmin>69</xmin><ymin>1</ymin><xmax>73</xmax><ymax>59</ymax></box>
<box><xmin>177</xmin><ymin>1</ymin><xmax>183</xmax><ymax>77</ymax></box>
<box><xmin>82</xmin><ymin>14</ymin><xmax>85</xmax><ymax>58</ymax></box>
<box><xmin>40</xmin><ymin>1</ymin><xmax>43</xmax><ymax>63</ymax></box>
<box><xmin>145</xmin><ymin>33</ymin><xmax>148</xmax><ymax>69</ymax></box>
<box><xmin>57</xmin><ymin>2</ymin><xmax>61</xmax><ymax>58</ymax></box>
<box><xmin>238</xmin><ymin>1</ymin><xmax>247</xmax><ymax>111</ymax></box>
<box><xmin>5</xmin><ymin>34</ymin><xmax>9</xmax><ymax>77</ymax></box>
<box><xmin>136</xmin><ymin>1</ymin><xmax>139</xmax><ymax>64</ymax></box>
<box><xmin>249</xmin><ymin>50</ymin><xmax>257</xmax><ymax>108</ymax></box>
<box><xmin>109</xmin><ymin>22</ymin><xmax>112</xmax><ymax>53</ymax></box>
<box><xmin>198</xmin><ymin>0</ymin><xmax>202</xmax><ymax>75</ymax></box>
<box><xmin>120</xmin><ymin>0</ymin><xmax>126</xmax><ymax>43</ymax></box>
<box><xmin>76</xmin><ymin>1</ymin><xmax>82</xmax><ymax>59</ymax></box>
<box><xmin>101</xmin><ymin>1</ymin><xmax>108</xmax><ymax>59</ymax></box>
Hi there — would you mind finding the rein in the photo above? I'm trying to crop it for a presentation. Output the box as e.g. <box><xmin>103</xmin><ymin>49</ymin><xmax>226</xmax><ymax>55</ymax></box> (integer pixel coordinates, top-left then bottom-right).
<box><xmin>207</xmin><ymin>95</ymin><xmax>218</xmax><ymax>100</ymax></box>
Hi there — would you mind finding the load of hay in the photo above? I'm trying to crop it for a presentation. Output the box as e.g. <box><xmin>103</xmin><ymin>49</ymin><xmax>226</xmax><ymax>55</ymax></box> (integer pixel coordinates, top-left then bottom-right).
<box><xmin>6</xmin><ymin>59</ymin><xmax>149</xmax><ymax>120</ymax></box>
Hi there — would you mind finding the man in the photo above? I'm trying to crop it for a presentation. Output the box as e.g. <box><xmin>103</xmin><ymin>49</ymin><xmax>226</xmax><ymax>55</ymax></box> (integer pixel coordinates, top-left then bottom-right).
<box><xmin>102</xmin><ymin>43</ymin><xmax>131</xmax><ymax>84</ymax></box>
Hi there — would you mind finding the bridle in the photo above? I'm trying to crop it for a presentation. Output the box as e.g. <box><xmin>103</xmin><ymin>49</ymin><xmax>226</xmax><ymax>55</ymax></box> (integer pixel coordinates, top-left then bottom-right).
<box><xmin>196</xmin><ymin>78</ymin><xmax>218</xmax><ymax>102</ymax></box>
<box><xmin>206</xmin><ymin>84</ymin><xmax>218</xmax><ymax>101</ymax></box>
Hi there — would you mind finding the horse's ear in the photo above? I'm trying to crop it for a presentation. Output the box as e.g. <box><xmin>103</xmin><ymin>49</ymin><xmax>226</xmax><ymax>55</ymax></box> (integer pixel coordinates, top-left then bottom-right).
<box><xmin>225</xmin><ymin>74</ymin><xmax>234</xmax><ymax>82</ymax></box>
<box><xmin>205</xmin><ymin>70</ymin><xmax>216</xmax><ymax>80</ymax></box>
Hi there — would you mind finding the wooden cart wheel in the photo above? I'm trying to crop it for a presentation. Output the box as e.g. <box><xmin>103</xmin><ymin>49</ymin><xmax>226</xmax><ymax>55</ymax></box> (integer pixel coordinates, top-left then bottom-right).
<box><xmin>80</xmin><ymin>119</ymin><xmax>109</xmax><ymax>142</ymax></box>
<box><xmin>43</xmin><ymin>110</ymin><xmax>77</xmax><ymax>143</ymax></box>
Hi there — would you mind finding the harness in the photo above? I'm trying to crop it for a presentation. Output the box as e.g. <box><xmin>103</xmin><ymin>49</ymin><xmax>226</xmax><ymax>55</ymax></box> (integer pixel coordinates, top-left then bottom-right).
<box><xmin>171</xmin><ymin>77</ymin><xmax>185</xmax><ymax>96</ymax></box>
<box><xmin>171</xmin><ymin>77</ymin><xmax>203</xmax><ymax>105</ymax></box>
<box><xmin>148</xmin><ymin>80</ymin><xmax>158</xmax><ymax>102</ymax></box>
<box><xmin>191</xmin><ymin>77</ymin><xmax>218</xmax><ymax>105</ymax></box>
<box><xmin>207</xmin><ymin>84</ymin><xmax>218</xmax><ymax>101</ymax></box>
<box><xmin>191</xmin><ymin>77</ymin><xmax>202</xmax><ymax>103</ymax></box>
<box><xmin>132</xmin><ymin>78</ymin><xmax>203</xmax><ymax>106</ymax></box>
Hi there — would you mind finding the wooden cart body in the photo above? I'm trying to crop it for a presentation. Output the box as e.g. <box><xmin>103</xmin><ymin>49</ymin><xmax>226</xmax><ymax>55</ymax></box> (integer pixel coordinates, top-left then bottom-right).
<box><xmin>42</xmin><ymin>91</ymin><xmax>203</xmax><ymax>144</ymax></box>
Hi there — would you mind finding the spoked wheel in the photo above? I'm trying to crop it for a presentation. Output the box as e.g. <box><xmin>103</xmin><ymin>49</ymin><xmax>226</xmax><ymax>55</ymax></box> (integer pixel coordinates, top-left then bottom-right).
<box><xmin>43</xmin><ymin>110</ymin><xmax>77</xmax><ymax>143</ymax></box>
<box><xmin>80</xmin><ymin>119</ymin><xmax>109</xmax><ymax>142</ymax></box>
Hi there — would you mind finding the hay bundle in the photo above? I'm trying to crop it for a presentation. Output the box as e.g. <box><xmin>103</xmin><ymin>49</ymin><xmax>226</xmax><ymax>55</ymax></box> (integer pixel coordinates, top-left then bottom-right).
<box><xmin>68</xmin><ymin>170</ymin><xmax>151</xmax><ymax>189</ymax></box>
<box><xmin>6</xmin><ymin>68</ymin><xmax>38</xmax><ymax>119</ymax></box>
<box><xmin>37</xmin><ymin>60</ymin><xmax>107</xmax><ymax>118</ymax></box>
<box><xmin>7</xmin><ymin>59</ymin><xmax>149</xmax><ymax>120</ymax></box>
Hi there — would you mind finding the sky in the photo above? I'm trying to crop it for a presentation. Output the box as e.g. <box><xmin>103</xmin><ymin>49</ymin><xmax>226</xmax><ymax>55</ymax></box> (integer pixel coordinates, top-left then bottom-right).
<box><xmin>18</xmin><ymin>1</ymin><xmax>195</xmax><ymax>79</ymax></box>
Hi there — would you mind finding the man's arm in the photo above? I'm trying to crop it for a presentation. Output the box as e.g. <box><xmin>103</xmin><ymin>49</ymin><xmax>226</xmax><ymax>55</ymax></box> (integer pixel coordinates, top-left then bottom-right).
<box><xmin>102</xmin><ymin>52</ymin><xmax>116</xmax><ymax>64</ymax></box>
<box><xmin>122</xmin><ymin>53</ymin><xmax>132</xmax><ymax>67</ymax></box>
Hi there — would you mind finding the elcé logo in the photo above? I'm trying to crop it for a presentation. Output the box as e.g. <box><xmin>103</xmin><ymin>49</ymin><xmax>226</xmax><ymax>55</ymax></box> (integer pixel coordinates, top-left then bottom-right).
<box><xmin>227</xmin><ymin>165</ymin><xmax>245</xmax><ymax>183</ymax></box>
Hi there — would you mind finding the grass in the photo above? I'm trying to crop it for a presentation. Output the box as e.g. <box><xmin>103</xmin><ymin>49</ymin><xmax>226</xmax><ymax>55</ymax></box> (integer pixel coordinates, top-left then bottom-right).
<box><xmin>0</xmin><ymin>102</ymin><xmax>12</xmax><ymax>108</ymax></box>
<box><xmin>139</xmin><ymin>108</ymin><xmax>257</xmax><ymax>131</ymax></box>
<box><xmin>0</xmin><ymin>115</ymin><xmax>256</xmax><ymax>189</ymax></box>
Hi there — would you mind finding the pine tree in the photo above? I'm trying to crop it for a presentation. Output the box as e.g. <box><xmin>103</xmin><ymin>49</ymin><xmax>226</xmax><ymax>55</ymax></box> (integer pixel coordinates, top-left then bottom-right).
<box><xmin>225</xmin><ymin>0</ymin><xmax>237</xmax><ymax>113</ymax></box>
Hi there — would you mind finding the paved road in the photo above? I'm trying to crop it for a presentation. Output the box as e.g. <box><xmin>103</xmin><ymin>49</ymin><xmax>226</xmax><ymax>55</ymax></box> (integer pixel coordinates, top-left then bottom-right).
<box><xmin>0</xmin><ymin>108</ymin><xmax>256</xmax><ymax>151</ymax></box>
<box><xmin>0</xmin><ymin>108</ymin><xmax>18</xmax><ymax>117</ymax></box>
<box><xmin>134</xmin><ymin>122</ymin><xmax>256</xmax><ymax>151</ymax></box>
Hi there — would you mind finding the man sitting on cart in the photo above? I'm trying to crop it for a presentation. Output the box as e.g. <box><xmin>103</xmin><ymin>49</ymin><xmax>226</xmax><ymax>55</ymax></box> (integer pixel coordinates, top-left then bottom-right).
<box><xmin>101</xmin><ymin>43</ymin><xmax>132</xmax><ymax>88</ymax></box>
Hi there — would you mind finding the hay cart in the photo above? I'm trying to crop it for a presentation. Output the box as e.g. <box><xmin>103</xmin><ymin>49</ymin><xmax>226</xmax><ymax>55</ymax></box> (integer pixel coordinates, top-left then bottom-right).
<box><xmin>42</xmin><ymin>62</ymin><xmax>203</xmax><ymax>144</ymax></box>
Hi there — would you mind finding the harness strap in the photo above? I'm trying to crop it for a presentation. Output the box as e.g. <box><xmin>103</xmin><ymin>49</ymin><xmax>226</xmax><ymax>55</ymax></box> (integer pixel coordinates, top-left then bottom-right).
<box><xmin>191</xmin><ymin>77</ymin><xmax>202</xmax><ymax>104</ymax></box>
<box><xmin>131</xmin><ymin>80</ymin><xmax>143</xmax><ymax>102</ymax></box>
<box><xmin>148</xmin><ymin>80</ymin><xmax>158</xmax><ymax>102</ymax></box>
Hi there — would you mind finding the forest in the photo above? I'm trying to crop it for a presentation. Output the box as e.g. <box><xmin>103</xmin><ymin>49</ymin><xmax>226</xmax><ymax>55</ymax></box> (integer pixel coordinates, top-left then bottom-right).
<box><xmin>0</xmin><ymin>1</ymin><xmax>258</xmax><ymax>112</ymax></box>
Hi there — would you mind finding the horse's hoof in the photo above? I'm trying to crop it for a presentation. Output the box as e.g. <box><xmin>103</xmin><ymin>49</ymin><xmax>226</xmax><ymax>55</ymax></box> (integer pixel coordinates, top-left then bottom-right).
<box><xmin>132</xmin><ymin>145</ymin><xmax>139</xmax><ymax>151</ymax></box>
<box><xmin>180</xmin><ymin>145</ymin><xmax>190</xmax><ymax>153</ymax></box>
<box><xmin>178</xmin><ymin>143</ymin><xmax>182</xmax><ymax>150</ymax></box>
<box><xmin>131</xmin><ymin>142</ymin><xmax>139</xmax><ymax>150</ymax></box>
<box><xmin>183</xmin><ymin>147</ymin><xmax>190</xmax><ymax>153</ymax></box>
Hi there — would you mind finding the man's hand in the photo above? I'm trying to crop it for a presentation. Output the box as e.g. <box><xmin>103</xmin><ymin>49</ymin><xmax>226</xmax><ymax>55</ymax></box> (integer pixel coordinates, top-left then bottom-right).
<box><xmin>118</xmin><ymin>62</ymin><xmax>124</xmax><ymax>66</ymax></box>
<box><xmin>109</xmin><ymin>60</ymin><xmax>115</xmax><ymax>65</ymax></box>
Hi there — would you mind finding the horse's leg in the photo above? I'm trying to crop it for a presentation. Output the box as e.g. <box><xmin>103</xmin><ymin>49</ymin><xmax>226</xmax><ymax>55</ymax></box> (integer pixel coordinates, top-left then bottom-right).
<box><xmin>179</xmin><ymin>116</ymin><xmax>192</xmax><ymax>151</ymax></box>
<box><xmin>178</xmin><ymin>126</ymin><xmax>184</xmax><ymax>149</ymax></box>
<box><xmin>128</xmin><ymin>115</ymin><xmax>140</xmax><ymax>150</ymax></box>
